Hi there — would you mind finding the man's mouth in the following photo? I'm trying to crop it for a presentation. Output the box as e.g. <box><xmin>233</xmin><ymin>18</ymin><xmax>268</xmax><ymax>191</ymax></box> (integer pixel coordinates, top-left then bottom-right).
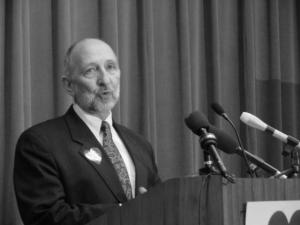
<box><xmin>97</xmin><ymin>90</ymin><xmax>113</xmax><ymax>100</ymax></box>
<box><xmin>101</xmin><ymin>90</ymin><xmax>112</xmax><ymax>95</ymax></box>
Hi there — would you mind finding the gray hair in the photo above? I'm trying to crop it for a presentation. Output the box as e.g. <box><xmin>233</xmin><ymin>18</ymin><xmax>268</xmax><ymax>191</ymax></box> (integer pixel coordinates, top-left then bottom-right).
<box><xmin>63</xmin><ymin>40</ymin><xmax>80</xmax><ymax>77</ymax></box>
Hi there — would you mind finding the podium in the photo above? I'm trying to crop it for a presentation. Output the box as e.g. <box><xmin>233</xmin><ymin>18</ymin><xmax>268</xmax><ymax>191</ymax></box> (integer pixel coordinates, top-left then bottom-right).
<box><xmin>87</xmin><ymin>176</ymin><xmax>300</xmax><ymax>225</ymax></box>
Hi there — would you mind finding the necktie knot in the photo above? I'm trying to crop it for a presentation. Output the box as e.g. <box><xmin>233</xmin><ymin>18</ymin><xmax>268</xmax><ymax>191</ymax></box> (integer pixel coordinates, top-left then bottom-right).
<box><xmin>101</xmin><ymin>121</ymin><xmax>110</xmax><ymax>134</ymax></box>
<box><xmin>101</xmin><ymin>121</ymin><xmax>113</xmax><ymax>146</ymax></box>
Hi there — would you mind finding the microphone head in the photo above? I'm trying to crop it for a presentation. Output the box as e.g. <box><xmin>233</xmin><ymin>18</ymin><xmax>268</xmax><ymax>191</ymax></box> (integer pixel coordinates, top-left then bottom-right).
<box><xmin>209</xmin><ymin>126</ymin><xmax>239</xmax><ymax>154</ymax></box>
<box><xmin>211</xmin><ymin>102</ymin><xmax>225</xmax><ymax>116</ymax></box>
<box><xmin>240</xmin><ymin>112</ymin><xmax>267</xmax><ymax>131</ymax></box>
<box><xmin>185</xmin><ymin>111</ymin><xmax>210</xmax><ymax>135</ymax></box>
<box><xmin>185</xmin><ymin>111</ymin><xmax>238</xmax><ymax>154</ymax></box>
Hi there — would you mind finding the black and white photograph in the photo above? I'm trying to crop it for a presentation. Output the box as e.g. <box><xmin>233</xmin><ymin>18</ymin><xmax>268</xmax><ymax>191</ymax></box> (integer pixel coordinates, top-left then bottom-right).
<box><xmin>0</xmin><ymin>0</ymin><xmax>300</xmax><ymax>225</ymax></box>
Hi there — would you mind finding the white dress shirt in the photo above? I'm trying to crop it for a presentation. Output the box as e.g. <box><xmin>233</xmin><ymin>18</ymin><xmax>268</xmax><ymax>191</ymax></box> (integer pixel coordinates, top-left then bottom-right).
<box><xmin>73</xmin><ymin>104</ymin><xmax>136</xmax><ymax>197</ymax></box>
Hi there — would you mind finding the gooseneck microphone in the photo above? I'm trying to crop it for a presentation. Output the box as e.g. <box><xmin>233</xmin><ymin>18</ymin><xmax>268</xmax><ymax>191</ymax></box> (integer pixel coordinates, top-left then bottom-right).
<box><xmin>240</xmin><ymin>112</ymin><xmax>300</xmax><ymax>151</ymax></box>
<box><xmin>211</xmin><ymin>102</ymin><xmax>230</xmax><ymax>120</ymax></box>
<box><xmin>211</xmin><ymin>102</ymin><xmax>254</xmax><ymax>177</ymax></box>
<box><xmin>211</xmin><ymin>103</ymin><xmax>244</xmax><ymax>150</ymax></box>
<box><xmin>185</xmin><ymin>111</ymin><xmax>235</xmax><ymax>183</ymax></box>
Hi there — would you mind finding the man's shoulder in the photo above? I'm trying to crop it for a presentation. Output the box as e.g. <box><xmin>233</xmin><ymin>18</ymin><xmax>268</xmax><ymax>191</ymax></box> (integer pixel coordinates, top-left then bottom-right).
<box><xmin>21</xmin><ymin>106</ymin><xmax>76</xmax><ymax>136</ymax></box>
<box><xmin>20</xmin><ymin>114</ymin><xmax>68</xmax><ymax>141</ymax></box>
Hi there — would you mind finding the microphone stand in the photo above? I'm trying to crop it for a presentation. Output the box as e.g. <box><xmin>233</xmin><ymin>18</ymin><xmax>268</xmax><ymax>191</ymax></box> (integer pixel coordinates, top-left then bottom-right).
<box><xmin>198</xmin><ymin>129</ymin><xmax>235</xmax><ymax>183</ymax></box>
<box><xmin>199</xmin><ymin>151</ymin><xmax>220</xmax><ymax>175</ymax></box>
<box><xmin>274</xmin><ymin>146</ymin><xmax>300</xmax><ymax>178</ymax></box>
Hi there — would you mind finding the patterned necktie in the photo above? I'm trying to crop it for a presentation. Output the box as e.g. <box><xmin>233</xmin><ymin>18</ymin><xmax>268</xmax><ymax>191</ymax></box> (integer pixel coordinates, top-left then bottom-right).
<box><xmin>101</xmin><ymin>121</ymin><xmax>132</xmax><ymax>200</ymax></box>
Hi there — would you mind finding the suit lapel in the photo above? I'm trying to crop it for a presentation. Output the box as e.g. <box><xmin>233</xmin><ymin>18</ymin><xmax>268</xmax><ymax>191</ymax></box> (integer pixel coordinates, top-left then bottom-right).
<box><xmin>64</xmin><ymin>107</ymin><xmax>127</xmax><ymax>203</ymax></box>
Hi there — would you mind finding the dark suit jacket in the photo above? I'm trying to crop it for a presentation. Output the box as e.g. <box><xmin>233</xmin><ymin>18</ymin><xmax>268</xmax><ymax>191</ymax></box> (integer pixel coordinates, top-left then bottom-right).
<box><xmin>14</xmin><ymin>106</ymin><xmax>160</xmax><ymax>225</ymax></box>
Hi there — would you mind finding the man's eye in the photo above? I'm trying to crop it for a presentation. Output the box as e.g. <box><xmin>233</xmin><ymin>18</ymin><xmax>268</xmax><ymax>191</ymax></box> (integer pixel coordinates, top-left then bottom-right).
<box><xmin>106</xmin><ymin>63</ymin><xmax>117</xmax><ymax>71</ymax></box>
<box><xmin>83</xmin><ymin>67</ymin><xmax>97</xmax><ymax>77</ymax></box>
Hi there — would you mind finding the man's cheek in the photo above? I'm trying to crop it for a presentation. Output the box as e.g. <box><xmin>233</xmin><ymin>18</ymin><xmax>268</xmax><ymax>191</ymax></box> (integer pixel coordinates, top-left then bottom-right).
<box><xmin>77</xmin><ymin>83</ymin><xmax>95</xmax><ymax>93</ymax></box>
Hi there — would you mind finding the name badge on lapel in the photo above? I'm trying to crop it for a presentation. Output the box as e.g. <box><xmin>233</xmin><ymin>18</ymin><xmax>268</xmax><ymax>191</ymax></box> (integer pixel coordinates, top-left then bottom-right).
<box><xmin>83</xmin><ymin>147</ymin><xmax>102</xmax><ymax>164</ymax></box>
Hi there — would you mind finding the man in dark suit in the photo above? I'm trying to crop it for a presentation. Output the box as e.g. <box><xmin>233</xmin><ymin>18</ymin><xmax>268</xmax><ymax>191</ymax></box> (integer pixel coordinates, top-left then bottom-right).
<box><xmin>14</xmin><ymin>38</ymin><xmax>160</xmax><ymax>225</ymax></box>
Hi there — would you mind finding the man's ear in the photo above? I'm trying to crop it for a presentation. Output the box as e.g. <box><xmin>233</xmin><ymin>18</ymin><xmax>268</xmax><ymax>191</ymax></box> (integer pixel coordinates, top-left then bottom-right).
<box><xmin>61</xmin><ymin>76</ymin><xmax>74</xmax><ymax>96</ymax></box>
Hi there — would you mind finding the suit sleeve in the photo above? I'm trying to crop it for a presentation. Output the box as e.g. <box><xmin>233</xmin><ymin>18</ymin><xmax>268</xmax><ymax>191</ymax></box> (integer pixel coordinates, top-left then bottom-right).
<box><xmin>14</xmin><ymin>131</ymin><xmax>117</xmax><ymax>225</ymax></box>
<box><xmin>148</xmin><ymin>142</ymin><xmax>161</xmax><ymax>186</ymax></box>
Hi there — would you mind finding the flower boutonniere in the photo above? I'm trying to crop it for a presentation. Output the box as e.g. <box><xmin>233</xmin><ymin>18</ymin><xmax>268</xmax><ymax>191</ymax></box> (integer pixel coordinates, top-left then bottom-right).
<box><xmin>83</xmin><ymin>147</ymin><xmax>102</xmax><ymax>164</ymax></box>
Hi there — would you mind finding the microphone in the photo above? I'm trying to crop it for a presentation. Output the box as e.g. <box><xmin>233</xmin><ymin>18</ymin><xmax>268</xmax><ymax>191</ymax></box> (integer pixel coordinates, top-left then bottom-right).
<box><xmin>211</xmin><ymin>102</ymin><xmax>254</xmax><ymax>177</ymax></box>
<box><xmin>209</xmin><ymin>125</ymin><xmax>282</xmax><ymax>175</ymax></box>
<box><xmin>185</xmin><ymin>111</ymin><xmax>210</xmax><ymax>134</ymax></box>
<box><xmin>211</xmin><ymin>102</ymin><xmax>230</xmax><ymax>121</ymax></box>
<box><xmin>185</xmin><ymin>112</ymin><xmax>235</xmax><ymax>182</ymax></box>
<box><xmin>240</xmin><ymin>112</ymin><xmax>300</xmax><ymax>151</ymax></box>
<box><xmin>184</xmin><ymin>112</ymin><xmax>214</xmax><ymax>171</ymax></box>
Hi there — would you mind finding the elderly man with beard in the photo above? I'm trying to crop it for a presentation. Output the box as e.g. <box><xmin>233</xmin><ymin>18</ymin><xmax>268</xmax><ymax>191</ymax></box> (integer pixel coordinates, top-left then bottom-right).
<box><xmin>14</xmin><ymin>38</ymin><xmax>160</xmax><ymax>225</ymax></box>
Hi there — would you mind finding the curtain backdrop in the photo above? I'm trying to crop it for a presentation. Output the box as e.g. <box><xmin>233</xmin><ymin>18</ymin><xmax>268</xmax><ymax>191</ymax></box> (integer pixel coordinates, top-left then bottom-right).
<box><xmin>1</xmin><ymin>0</ymin><xmax>300</xmax><ymax>224</ymax></box>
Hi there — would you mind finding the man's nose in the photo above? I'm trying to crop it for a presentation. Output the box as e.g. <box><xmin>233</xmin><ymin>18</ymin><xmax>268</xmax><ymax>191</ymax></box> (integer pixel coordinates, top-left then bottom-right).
<box><xmin>97</xmin><ymin>68</ymin><xmax>110</xmax><ymax>85</ymax></box>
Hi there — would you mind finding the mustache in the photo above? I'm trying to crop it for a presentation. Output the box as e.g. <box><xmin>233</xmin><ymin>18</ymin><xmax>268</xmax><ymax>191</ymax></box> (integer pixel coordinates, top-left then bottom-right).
<box><xmin>94</xmin><ymin>88</ymin><xmax>114</xmax><ymax>95</ymax></box>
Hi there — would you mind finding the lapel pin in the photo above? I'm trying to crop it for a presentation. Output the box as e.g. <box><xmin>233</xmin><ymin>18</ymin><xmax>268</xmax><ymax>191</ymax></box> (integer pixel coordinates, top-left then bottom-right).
<box><xmin>83</xmin><ymin>147</ymin><xmax>102</xmax><ymax>164</ymax></box>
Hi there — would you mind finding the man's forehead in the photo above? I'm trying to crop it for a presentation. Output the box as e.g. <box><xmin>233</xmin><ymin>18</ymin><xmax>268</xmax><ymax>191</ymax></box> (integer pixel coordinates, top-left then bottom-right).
<box><xmin>71</xmin><ymin>39</ymin><xmax>117</xmax><ymax>61</ymax></box>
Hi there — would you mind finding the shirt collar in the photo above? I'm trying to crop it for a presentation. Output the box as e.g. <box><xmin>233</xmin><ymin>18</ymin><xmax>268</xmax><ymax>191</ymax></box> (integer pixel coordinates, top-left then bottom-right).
<box><xmin>73</xmin><ymin>104</ymin><xmax>113</xmax><ymax>132</ymax></box>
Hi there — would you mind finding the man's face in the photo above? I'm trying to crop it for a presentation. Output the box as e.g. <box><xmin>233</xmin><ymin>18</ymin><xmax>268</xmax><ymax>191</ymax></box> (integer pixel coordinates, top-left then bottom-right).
<box><xmin>66</xmin><ymin>40</ymin><xmax>120</xmax><ymax>117</ymax></box>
